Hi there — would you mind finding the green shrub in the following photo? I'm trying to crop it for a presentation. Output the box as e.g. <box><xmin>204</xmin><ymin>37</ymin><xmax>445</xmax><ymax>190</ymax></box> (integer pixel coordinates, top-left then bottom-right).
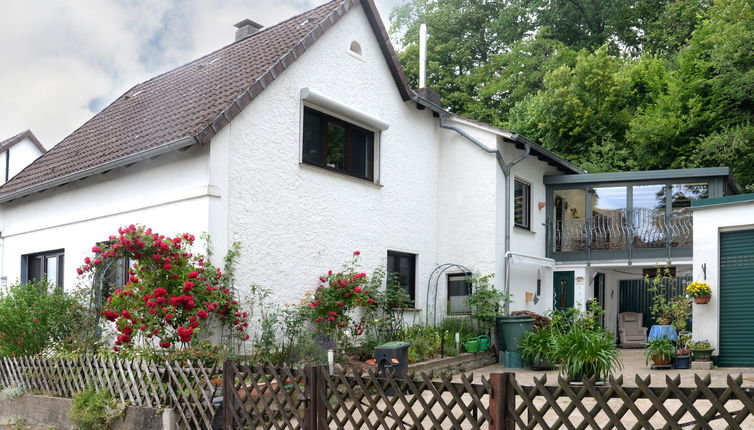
<box><xmin>397</xmin><ymin>325</ymin><xmax>442</xmax><ymax>363</ymax></box>
<box><xmin>519</xmin><ymin>327</ymin><xmax>555</xmax><ymax>364</ymax></box>
<box><xmin>70</xmin><ymin>388</ymin><xmax>126</xmax><ymax>430</ymax></box>
<box><xmin>0</xmin><ymin>280</ymin><xmax>82</xmax><ymax>356</ymax></box>
<box><xmin>465</xmin><ymin>274</ymin><xmax>509</xmax><ymax>333</ymax></box>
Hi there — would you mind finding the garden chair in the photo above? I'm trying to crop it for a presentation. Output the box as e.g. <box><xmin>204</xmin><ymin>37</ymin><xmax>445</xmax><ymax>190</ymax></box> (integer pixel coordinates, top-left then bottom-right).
<box><xmin>618</xmin><ymin>312</ymin><xmax>647</xmax><ymax>348</ymax></box>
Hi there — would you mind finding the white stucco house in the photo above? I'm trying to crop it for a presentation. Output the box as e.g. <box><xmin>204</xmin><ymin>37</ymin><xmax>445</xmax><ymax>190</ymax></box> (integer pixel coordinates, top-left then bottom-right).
<box><xmin>0</xmin><ymin>0</ymin><xmax>579</xmax><ymax>327</ymax></box>
<box><xmin>0</xmin><ymin>0</ymin><xmax>749</xmax><ymax>365</ymax></box>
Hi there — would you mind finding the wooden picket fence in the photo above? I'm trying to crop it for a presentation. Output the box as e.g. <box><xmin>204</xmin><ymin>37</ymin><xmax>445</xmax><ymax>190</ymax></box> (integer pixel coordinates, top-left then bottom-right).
<box><xmin>0</xmin><ymin>356</ymin><xmax>221</xmax><ymax>429</ymax></box>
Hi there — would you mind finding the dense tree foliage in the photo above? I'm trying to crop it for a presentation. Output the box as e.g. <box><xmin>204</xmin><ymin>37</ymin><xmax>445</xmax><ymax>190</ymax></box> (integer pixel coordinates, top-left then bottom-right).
<box><xmin>390</xmin><ymin>0</ymin><xmax>754</xmax><ymax>189</ymax></box>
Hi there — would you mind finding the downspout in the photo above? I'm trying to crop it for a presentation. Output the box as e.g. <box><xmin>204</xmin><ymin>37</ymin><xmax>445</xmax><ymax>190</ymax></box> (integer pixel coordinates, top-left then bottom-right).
<box><xmin>437</xmin><ymin>114</ymin><xmax>530</xmax><ymax>315</ymax></box>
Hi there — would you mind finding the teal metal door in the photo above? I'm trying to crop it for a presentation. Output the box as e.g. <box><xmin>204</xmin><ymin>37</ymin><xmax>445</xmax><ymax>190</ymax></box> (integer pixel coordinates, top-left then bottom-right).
<box><xmin>553</xmin><ymin>271</ymin><xmax>574</xmax><ymax>310</ymax></box>
<box><xmin>719</xmin><ymin>229</ymin><xmax>754</xmax><ymax>366</ymax></box>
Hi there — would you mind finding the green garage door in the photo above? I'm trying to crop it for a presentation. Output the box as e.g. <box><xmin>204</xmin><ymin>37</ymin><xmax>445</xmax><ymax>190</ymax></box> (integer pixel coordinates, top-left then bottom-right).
<box><xmin>719</xmin><ymin>229</ymin><xmax>754</xmax><ymax>366</ymax></box>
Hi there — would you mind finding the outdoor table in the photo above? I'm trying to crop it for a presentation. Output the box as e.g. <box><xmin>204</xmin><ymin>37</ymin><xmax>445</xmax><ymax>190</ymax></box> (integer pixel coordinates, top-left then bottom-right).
<box><xmin>648</xmin><ymin>324</ymin><xmax>677</xmax><ymax>341</ymax></box>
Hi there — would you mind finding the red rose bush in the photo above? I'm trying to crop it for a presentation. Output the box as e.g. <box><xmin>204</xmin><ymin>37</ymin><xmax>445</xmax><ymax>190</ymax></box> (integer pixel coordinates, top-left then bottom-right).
<box><xmin>301</xmin><ymin>251</ymin><xmax>380</xmax><ymax>346</ymax></box>
<box><xmin>79</xmin><ymin>225</ymin><xmax>248</xmax><ymax>352</ymax></box>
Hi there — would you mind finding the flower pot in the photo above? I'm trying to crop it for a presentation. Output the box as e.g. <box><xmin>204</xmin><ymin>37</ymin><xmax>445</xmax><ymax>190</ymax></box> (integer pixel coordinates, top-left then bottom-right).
<box><xmin>693</xmin><ymin>295</ymin><xmax>711</xmax><ymax>304</ymax></box>
<box><xmin>651</xmin><ymin>354</ymin><xmax>671</xmax><ymax>366</ymax></box>
<box><xmin>530</xmin><ymin>357</ymin><xmax>553</xmax><ymax>371</ymax></box>
<box><xmin>675</xmin><ymin>355</ymin><xmax>691</xmax><ymax>369</ymax></box>
<box><xmin>691</xmin><ymin>348</ymin><xmax>714</xmax><ymax>361</ymax></box>
<box><xmin>495</xmin><ymin>316</ymin><xmax>534</xmax><ymax>352</ymax></box>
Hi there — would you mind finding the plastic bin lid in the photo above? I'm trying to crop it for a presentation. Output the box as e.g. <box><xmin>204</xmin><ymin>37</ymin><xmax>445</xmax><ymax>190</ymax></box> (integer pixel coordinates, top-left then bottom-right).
<box><xmin>376</xmin><ymin>341</ymin><xmax>411</xmax><ymax>349</ymax></box>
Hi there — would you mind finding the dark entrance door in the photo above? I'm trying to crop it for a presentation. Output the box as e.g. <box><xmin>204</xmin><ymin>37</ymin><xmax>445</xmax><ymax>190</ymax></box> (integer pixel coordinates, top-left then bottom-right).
<box><xmin>553</xmin><ymin>271</ymin><xmax>574</xmax><ymax>310</ymax></box>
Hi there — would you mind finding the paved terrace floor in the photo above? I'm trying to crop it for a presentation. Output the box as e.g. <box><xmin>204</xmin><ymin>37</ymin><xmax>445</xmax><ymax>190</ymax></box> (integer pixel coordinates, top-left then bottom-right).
<box><xmin>465</xmin><ymin>348</ymin><xmax>754</xmax><ymax>387</ymax></box>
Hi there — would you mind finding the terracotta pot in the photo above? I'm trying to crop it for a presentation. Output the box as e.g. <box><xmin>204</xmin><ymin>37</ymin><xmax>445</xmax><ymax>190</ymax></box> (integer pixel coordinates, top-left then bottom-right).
<box><xmin>652</xmin><ymin>354</ymin><xmax>671</xmax><ymax>366</ymax></box>
<box><xmin>694</xmin><ymin>295</ymin><xmax>711</xmax><ymax>304</ymax></box>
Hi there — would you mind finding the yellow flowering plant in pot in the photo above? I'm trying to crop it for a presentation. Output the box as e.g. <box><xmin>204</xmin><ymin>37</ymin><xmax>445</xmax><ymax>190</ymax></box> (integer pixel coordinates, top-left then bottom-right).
<box><xmin>686</xmin><ymin>282</ymin><xmax>712</xmax><ymax>304</ymax></box>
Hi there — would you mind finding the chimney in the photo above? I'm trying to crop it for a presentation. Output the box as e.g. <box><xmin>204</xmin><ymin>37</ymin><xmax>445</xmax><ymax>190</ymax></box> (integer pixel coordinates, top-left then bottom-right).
<box><xmin>234</xmin><ymin>19</ymin><xmax>264</xmax><ymax>41</ymax></box>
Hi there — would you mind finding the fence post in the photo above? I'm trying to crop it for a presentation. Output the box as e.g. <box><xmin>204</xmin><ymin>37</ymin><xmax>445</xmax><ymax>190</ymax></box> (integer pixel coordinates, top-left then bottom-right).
<box><xmin>489</xmin><ymin>372</ymin><xmax>515</xmax><ymax>430</ymax></box>
<box><xmin>304</xmin><ymin>365</ymin><xmax>319</xmax><ymax>430</ymax></box>
<box><xmin>222</xmin><ymin>360</ymin><xmax>233</xmax><ymax>430</ymax></box>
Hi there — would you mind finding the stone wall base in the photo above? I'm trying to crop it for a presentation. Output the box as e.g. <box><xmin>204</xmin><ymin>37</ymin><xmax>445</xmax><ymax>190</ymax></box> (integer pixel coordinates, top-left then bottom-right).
<box><xmin>0</xmin><ymin>394</ymin><xmax>174</xmax><ymax>430</ymax></box>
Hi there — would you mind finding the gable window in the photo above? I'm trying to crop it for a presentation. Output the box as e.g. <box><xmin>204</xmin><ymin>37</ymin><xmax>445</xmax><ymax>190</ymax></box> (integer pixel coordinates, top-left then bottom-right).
<box><xmin>387</xmin><ymin>251</ymin><xmax>416</xmax><ymax>304</ymax></box>
<box><xmin>302</xmin><ymin>107</ymin><xmax>374</xmax><ymax>181</ymax></box>
<box><xmin>23</xmin><ymin>249</ymin><xmax>64</xmax><ymax>288</ymax></box>
<box><xmin>514</xmin><ymin>179</ymin><xmax>531</xmax><ymax>229</ymax></box>
<box><xmin>447</xmin><ymin>273</ymin><xmax>471</xmax><ymax>314</ymax></box>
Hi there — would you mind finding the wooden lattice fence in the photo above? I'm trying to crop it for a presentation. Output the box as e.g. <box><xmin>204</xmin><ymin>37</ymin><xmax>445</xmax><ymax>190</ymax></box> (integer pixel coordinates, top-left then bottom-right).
<box><xmin>0</xmin><ymin>356</ymin><xmax>221</xmax><ymax>430</ymax></box>
<box><xmin>4</xmin><ymin>357</ymin><xmax>754</xmax><ymax>430</ymax></box>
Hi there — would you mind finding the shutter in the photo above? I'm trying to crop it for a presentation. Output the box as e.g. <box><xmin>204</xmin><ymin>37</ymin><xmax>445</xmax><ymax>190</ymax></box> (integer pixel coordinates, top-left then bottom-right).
<box><xmin>719</xmin><ymin>229</ymin><xmax>754</xmax><ymax>366</ymax></box>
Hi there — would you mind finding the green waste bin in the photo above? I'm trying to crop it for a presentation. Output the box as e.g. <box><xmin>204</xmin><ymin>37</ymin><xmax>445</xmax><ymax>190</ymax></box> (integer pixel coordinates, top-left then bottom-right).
<box><xmin>495</xmin><ymin>315</ymin><xmax>534</xmax><ymax>353</ymax></box>
<box><xmin>375</xmin><ymin>341</ymin><xmax>410</xmax><ymax>394</ymax></box>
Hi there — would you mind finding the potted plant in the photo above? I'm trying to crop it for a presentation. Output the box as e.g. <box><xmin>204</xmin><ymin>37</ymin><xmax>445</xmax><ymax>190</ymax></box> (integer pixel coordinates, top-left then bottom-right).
<box><xmin>675</xmin><ymin>331</ymin><xmax>692</xmax><ymax>369</ymax></box>
<box><xmin>690</xmin><ymin>340</ymin><xmax>714</xmax><ymax>361</ymax></box>
<box><xmin>519</xmin><ymin>327</ymin><xmax>555</xmax><ymax>370</ymax></box>
<box><xmin>551</xmin><ymin>303</ymin><xmax>622</xmax><ymax>382</ymax></box>
<box><xmin>686</xmin><ymin>282</ymin><xmax>712</xmax><ymax>304</ymax></box>
<box><xmin>645</xmin><ymin>336</ymin><xmax>675</xmax><ymax>368</ymax></box>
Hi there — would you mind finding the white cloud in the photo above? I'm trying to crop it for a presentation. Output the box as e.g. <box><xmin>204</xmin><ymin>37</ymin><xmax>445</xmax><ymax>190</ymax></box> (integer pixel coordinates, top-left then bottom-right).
<box><xmin>0</xmin><ymin>0</ymin><xmax>402</xmax><ymax>148</ymax></box>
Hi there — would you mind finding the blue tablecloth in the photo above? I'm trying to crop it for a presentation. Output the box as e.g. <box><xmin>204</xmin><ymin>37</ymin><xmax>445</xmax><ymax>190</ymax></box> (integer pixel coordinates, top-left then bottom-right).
<box><xmin>648</xmin><ymin>324</ymin><xmax>677</xmax><ymax>341</ymax></box>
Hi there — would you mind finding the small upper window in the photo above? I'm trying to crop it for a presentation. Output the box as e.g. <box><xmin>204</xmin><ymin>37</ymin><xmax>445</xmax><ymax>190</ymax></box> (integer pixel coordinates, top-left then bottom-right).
<box><xmin>349</xmin><ymin>41</ymin><xmax>362</xmax><ymax>56</ymax></box>
<box><xmin>302</xmin><ymin>107</ymin><xmax>375</xmax><ymax>181</ymax></box>
<box><xmin>514</xmin><ymin>179</ymin><xmax>531</xmax><ymax>229</ymax></box>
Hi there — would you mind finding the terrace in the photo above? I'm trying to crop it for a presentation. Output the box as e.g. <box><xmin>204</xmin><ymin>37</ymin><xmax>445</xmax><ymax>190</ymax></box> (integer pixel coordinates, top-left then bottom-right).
<box><xmin>544</xmin><ymin>167</ymin><xmax>738</xmax><ymax>264</ymax></box>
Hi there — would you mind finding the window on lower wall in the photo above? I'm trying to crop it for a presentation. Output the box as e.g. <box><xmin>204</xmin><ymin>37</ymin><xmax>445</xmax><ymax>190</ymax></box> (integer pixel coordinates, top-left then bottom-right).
<box><xmin>302</xmin><ymin>107</ymin><xmax>375</xmax><ymax>181</ymax></box>
<box><xmin>514</xmin><ymin>179</ymin><xmax>531</xmax><ymax>229</ymax></box>
<box><xmin>387</xmin><ymin>251</ymin><xmax>416</xmax><ymax>305</ymax></box>
<box><xmin>23</xmin><ymin>250</ymin><xmax>64</xmax><ymax>288</ymax></box>
<box><xmin>94</xmin><ymin>256</ymin><xmax>129</xmax><ymax>306</ymax></box>
<box><xmin>447</xmin><ymin>273</ymin><xmax>471</xmax><ymax>314</ymax></box>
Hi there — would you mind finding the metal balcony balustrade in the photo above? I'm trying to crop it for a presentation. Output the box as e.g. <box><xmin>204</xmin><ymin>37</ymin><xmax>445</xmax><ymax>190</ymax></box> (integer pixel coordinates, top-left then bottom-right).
<box><xmin>549</xmin><ymin>207</ymin><xmax>694</xmax><ymax>261</ymax></box>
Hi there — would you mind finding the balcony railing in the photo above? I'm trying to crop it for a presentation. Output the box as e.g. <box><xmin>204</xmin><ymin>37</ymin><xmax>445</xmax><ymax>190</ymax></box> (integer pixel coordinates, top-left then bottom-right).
<box><xmin>550</xmin><ymin>208</ymin><xmax>693</xmax><ymax>259</ymax></box>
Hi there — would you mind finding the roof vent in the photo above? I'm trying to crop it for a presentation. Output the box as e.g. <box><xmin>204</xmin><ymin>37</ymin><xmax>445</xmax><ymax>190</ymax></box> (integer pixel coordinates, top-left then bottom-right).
<box><xmin>234</xmin><ymin>19</ymin><xmax>263</xmax><ymax>41</ymax></box>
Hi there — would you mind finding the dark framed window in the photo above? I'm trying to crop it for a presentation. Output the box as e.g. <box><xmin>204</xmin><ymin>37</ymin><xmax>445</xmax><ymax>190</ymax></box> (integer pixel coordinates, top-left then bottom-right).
<box><xmin>387</xmin><ymin>251</ymin><xmax>416</xmax><ymax>304</ymax></box>
<box><xmin>302</xmin><ymin>107</ymin><xmax>375</xmax><ymax>180</ymax></box>
<box><xmin>447</xmin><ymin>273</ymin><xmax>472</xmax><ymax>314</ymax></box>
<box><xmin>23</xmin><ymin>249</ymin><xmax>64</xmax><ymax>288</ymax></box>
<box><xmin>94</xmin><ymin>256</ymin><xmax>130</xmax><ymax>306</ymax></box>
<box><xmin>514</xmin><ymin>179</ymin><xmax>531</xmax><ymax>229</ymax></box>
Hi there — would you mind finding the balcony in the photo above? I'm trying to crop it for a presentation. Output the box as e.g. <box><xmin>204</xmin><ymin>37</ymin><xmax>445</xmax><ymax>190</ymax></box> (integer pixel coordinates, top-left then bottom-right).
<box><xmin>544</xmin><ymin>167</ymin><xmax>738</xmax><ymax>263</ymax></box>
<box><xmin>550</xmin><ymin>207</ymin><xmax>693</xmax><ymax>262</ymax></box>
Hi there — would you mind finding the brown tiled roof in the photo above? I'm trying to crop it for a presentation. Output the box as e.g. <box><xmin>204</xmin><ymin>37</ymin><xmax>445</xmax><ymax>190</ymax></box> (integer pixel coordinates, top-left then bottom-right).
<box><xmin>0</xmin><ymin>0</ymin><xmax>410</xmax><ymax>201</ymax></box>
<box><xmin>0</xmin><ymin>130</ymin><xmax>45</xmax><ymax>153</ymax></box>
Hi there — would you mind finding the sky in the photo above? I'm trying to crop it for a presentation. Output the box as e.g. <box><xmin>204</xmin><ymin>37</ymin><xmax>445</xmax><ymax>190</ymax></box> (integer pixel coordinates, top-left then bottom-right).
<box><xmin>0</xmin><ymin>0</ymin><xmax>404</xmax><ymax>149</ymax></box>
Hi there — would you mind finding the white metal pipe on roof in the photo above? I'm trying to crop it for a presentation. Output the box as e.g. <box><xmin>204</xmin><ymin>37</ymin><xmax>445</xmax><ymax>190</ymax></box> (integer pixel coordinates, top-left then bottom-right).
<box><xmin>419</xmin><ymin>23</ymin><xmax>427</xmax><ymax>88</ymax></box>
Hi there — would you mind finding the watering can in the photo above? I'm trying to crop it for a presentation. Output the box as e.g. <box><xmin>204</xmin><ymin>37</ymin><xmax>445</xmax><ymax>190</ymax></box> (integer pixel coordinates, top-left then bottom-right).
<box><xmin>477</xmin><ymin>335</ymin><xmax>490</xmax><ymax>351</ymax></box>
<box><xmin>463</xmin><ymin>337</ymin><xmax>479</xmax><ymax>353</ymax></box>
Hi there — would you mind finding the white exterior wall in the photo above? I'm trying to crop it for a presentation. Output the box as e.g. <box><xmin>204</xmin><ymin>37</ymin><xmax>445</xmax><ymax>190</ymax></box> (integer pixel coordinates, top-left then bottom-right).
<box><xmin>223</xmin><ymin>5</ymin><xmax>444</xmax><ymax>316</ymax></box>
<box><xmin>1</xmin><ymin>137</ymin><xmax>44</xmax><ymax>184</ymax></box>
<box><xmin>0</xmin><ymin>147</ymin><xmax>212</xmax><ymax>289</ymax></box>
<box><xmin>217</xmin><ymin>5</ymin><xmax>562</xmax><ymax>322</ymax></box>
<box><xmin>692</xmin><ymin>201</ymin><xmax>754</xmax><ymax>353</ymax></box>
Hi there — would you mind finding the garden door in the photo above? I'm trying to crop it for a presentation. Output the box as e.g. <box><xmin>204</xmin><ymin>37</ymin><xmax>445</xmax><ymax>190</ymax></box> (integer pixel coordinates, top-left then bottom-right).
<box><xmin>553</xmin><ymin>271</ymin><xmax>574</xmax><ymax>310</ymax></box>
<box><xmin>719</xmin><ymin>229</ymin><xmax>754</xmax><ymax>366</ymax></box>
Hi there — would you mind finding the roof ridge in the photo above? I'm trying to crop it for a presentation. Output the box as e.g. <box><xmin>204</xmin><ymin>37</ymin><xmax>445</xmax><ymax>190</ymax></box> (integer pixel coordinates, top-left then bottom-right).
<box><xmin>127</xmin><ymin>0</ymin><xmax>349</xmax><ymax>99</ymax></box>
